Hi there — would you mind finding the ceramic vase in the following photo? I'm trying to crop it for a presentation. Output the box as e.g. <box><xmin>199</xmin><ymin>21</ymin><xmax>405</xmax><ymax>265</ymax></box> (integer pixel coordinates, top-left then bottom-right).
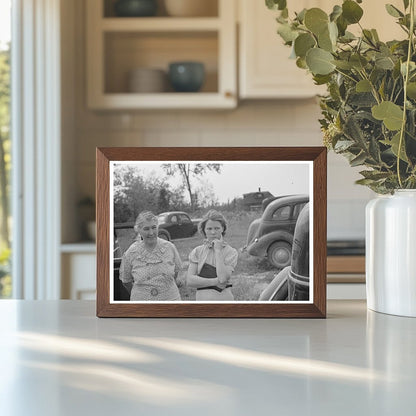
<box><xmin>366</xmin><ymin>190</ymin><xmax>416</xmax><ymax>317</ymax></box>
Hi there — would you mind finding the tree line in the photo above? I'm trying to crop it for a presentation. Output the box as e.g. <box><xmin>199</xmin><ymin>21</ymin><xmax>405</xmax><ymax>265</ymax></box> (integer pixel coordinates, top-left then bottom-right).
<box><xmin>113</xmin><ymin>163</ymin><xmax>222</xmax><ymax>223</ymax></box>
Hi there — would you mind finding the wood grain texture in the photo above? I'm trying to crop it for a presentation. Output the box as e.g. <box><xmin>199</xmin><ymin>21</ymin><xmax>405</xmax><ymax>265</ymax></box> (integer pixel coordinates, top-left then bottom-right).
<box><xmin>327</xmin><ymin>256</ymin><xmax>365</xmax><ymax>274</ymax></box>
<box><xmin>96</xmin><ymin>147</ymin><xmax>327</xmax><ymax>318</ymax></box>
<box><xmin>313</xmin><ymin>148</ymin><xmax>327</xmax><ymax>318</ymax></box>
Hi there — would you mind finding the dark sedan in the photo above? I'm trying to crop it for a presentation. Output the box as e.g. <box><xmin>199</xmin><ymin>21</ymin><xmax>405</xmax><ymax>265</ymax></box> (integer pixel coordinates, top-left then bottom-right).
<box><xmin>157</xmin><ymin>211</ymin><xmax>199</xmax><ymax>240</ymax></box>
<box><xmin>245</xmin><ymin>194</ymin><xmax>309</xmax><ymax>269</ymax></box>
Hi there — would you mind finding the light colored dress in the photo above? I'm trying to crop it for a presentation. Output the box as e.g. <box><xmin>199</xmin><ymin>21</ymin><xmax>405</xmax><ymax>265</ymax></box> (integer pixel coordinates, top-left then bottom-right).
<box><xmin>189</xmin><ymin>242</ymin><xmax>238</xmax><ymax>301</ymax></box>
<box><xmin>119</xmin><ymin>238</ymin><xmax>182</xmax><ymax>301</ymax></box>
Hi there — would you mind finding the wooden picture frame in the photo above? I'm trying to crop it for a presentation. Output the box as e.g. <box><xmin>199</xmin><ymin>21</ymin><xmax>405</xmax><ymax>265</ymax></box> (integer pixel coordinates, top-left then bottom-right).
<box><xmin>96</xmin><ymin>147</ymin><xmax>327</xmax><ymax>317</ymax></box>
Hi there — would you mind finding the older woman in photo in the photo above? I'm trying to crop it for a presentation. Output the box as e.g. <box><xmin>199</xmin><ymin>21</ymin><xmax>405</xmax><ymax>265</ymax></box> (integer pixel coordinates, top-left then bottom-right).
<box><xmin>119</xmin><ymin>211</ymin><xmax>182</xmax><ymax>301</ymax></box>
<box><xmin>187</xmin><ymin>210</ymin><xmax>238</xmax><ymax>301</ymax></box>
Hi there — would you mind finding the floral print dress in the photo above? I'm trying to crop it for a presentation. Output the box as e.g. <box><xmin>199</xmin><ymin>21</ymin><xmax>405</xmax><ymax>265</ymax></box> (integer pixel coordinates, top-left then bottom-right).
<box><xmin>119</xmin><ymin>238</ymin><xmax>182</xmax><ymax>301</ymax></box>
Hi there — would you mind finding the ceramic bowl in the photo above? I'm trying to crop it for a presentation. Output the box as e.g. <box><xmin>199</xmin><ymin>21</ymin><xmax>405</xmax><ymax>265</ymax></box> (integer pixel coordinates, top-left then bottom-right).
<box><xmin>168</xmin><ymin>61</ymin><xmax>205</xmax><ymax>92</ymax></box>
<box><xmin>114</xmin><ymin>0</ymin><xmax>158</xmax><ymax>17</ymax></box>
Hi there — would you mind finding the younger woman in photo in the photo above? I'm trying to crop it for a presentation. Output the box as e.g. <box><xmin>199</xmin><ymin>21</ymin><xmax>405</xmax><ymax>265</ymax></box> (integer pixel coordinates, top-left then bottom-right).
<box><xmin>187</xmin><ymin>210</ymin><xmax>238</xmax><ymax>301</ymax></box>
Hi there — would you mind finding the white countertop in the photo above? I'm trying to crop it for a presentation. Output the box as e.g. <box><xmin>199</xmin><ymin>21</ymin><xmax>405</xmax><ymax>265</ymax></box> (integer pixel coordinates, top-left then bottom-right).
<box><xmin>0</xmin><ymin>300</ymin><xmax>415</xmax><ymax>415</ymax></box>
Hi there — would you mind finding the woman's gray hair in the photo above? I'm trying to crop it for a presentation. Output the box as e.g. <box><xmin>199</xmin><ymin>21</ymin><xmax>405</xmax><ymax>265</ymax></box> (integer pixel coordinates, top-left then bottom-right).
<box><xmin>134</xmin><ymin>211</ymin><xmax>158</xmax><ymax>233</ymax></box>
<box><xmin>198</xmin><ymin>209</ymin><xmax>227</xmax><ymax>237</ymax></box>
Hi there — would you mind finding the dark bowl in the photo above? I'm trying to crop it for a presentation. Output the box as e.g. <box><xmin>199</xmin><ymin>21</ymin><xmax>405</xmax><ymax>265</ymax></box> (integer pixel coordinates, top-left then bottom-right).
<box><xmin>114</xmin><ymin>0</ymin><xmax>157</xmax><ymax>17</ymax></box>
<box><xmin>168</xmin><ymin>62</ymin><xmax>205</xmax><ymax>92</ymax></box>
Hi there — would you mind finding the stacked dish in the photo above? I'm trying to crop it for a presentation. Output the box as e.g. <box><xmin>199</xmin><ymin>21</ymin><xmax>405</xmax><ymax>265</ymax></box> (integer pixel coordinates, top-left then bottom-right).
<box><xmin>128</xmin><ymin>68</ymin><xmax>167</xmax><ymax>93</ymax></box>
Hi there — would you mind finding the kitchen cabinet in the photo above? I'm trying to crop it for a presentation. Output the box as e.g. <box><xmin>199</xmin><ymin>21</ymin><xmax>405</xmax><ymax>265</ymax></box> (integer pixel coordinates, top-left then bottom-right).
<box><xmin>238</xmin><ymin>0</ymin><xmax>326</xmax><ymax>99</ymax></box>
<box><xmin>61</xmin><ymin>245</ymin><xmax>96</xmax><ymax>300</ymax></box>
<box><xmin>86</xmin><ymin>0</ymin><xmax>237</xmax><ymax>109</ymax></box>
<box><xmin>238</xmin><ymin>0</ymin><xmax>404</xmax><ymax>99</ymax></box>
<box><xmin>327</xmin><ymin>256</ymin><xmax>366</xmax><ymax>299</ymax></box>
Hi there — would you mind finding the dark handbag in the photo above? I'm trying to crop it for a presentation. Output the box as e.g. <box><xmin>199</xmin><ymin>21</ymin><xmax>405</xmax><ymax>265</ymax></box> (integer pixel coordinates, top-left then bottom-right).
<box><xmin>197</xmin><ymin>263</ymin><xmax>232</xmax><ymax>293</ymax></box>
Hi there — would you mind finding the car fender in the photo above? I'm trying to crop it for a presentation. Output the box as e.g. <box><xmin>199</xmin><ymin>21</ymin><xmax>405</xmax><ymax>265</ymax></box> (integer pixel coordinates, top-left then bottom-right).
<box><xmin>158</xmin><ymin>227</ymin><xmax>171</xmax><ymax>240</ymax></box>
<box><xmin>259</xmin><ymin>266</ymin><xmax>290</xmax><ymax>301</ymax></box>
<box><xmin>246</xmin><ymin>230</ymin><xmax>294</xmax><ymax>257</ymax></box>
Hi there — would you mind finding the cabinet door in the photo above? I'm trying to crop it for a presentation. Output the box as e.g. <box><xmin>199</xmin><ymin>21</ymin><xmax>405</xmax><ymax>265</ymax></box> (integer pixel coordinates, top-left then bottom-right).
<box><xmin>62</xmin><ymin>253</ymin><xmax>96</xmax><ymax>300</ymax></box>
<box><xmin>239</xmin><ymin>0</ymin><xmax>404</xmax><ymax>99</ymax></box>
<box><xmin>239</xmin><ymin>0</ymin><xmax>326</xmax><ymax>99</ymax></box>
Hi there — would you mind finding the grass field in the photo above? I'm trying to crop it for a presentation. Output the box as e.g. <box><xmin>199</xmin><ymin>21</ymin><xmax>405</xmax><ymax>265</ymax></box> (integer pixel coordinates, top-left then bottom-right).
<box><xmin>173</xmin><ymin>211</ymin><xmax>277</xmax><ymax>301</ymax></box>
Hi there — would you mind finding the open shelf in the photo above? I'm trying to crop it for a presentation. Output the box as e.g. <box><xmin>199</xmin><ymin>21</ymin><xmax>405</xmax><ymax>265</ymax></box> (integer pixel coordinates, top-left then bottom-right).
<box><xmin>104</xmin><ymin>31</ymin><xmax>218</xmax><ymax>94</ymax></box>
<box><xmin>101</xmin><ymin>17</ymin><xmax>221</xmax><ymax>31</ymax></box>
<box><xmin>86</xmin><ymin>0</ymin><xmax>236</xmax><ymax>109</ymax></box>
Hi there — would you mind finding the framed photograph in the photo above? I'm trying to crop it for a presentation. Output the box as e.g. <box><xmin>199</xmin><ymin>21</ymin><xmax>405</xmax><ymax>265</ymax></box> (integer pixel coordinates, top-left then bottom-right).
<box><xmin>96</xmin><ymin>147</ymin><xmax>327</xmax><ymax>317</ymax></box>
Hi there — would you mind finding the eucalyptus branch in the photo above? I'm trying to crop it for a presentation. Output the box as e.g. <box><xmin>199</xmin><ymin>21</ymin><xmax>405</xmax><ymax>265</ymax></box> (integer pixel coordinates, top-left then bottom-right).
<box><xmin>390</xmin><ymin>79</ymin><xmax>398</xmax><ymax>101</ymax></box>
<box><xmin>393</xmin><ymin>85</ymin><xmax>404</xmax><ymax>103</ymax></box>
<box><xmin>267</xmin><ymin>0</ymin><xmax>416</xmax><ymax>193</ymax></box>
<box><xmin>398</xmin><ymin>24</ymin><xmax>410</xmax><ymax>35</ymax></box>
<box><xmin>358</xmin><ymin>69</ymin><xmax>381</xmax><ymax>104</ymax></box>
<box><xmin>397</xmin><ymin>0</ymin><xmax>415</xmax><ymax>188</ymax></box>
<box><xmin>334</xmin><ymin>68</ymin><xmax>359</xmax><ymax>84</ymax></box>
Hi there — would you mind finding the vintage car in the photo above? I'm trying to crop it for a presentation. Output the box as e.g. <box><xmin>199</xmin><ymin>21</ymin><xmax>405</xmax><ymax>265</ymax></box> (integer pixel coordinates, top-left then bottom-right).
<box><xmin>245</xmin><ymin>194</ymin><xmax>309</xmax><ymax>269</ymax></box>
<box><xmin>259</xmin><ymin>203</ymin><xmax>310</xmax><ymax>301</ymax></box>
<box><xmin>157</xmin><ymin>211</ymin><xmax>199</xmax><ymax>240</ymax></box>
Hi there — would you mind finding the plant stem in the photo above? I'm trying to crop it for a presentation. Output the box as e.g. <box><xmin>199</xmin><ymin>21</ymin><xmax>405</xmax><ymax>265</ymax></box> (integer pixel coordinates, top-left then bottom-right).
<box><xmin>334</xmin><ymin>68</ymin><xmax>358</xmax><ymax>84</ymax></box>
<box><xmin>397</xmin><ymin>0</ymin><xmax>415</xmax><ymax>188</ymax></box>
<box><xmin>358</xmin><ymin>69</ymin><xmax>381</xmax><ymax>104</ymax></box>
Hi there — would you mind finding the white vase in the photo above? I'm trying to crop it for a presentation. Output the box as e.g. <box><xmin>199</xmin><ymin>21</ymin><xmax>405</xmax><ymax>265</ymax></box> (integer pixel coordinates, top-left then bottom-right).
<box><xmin>366</xmin><ymin>189</ymin><xmax>416</xmax><ymax>317</ymax></box>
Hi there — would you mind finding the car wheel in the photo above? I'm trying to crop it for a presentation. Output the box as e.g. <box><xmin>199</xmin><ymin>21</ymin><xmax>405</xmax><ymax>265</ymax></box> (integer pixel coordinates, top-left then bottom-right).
<box><xmin>158</xmin><ymin>230</ymin><xmax>170</xmax><ymax>241</ymax></box>
<box><xmin>267</xmin><ymin>241</ymin><xmax>292</xmax><ymax>269</ymax></box>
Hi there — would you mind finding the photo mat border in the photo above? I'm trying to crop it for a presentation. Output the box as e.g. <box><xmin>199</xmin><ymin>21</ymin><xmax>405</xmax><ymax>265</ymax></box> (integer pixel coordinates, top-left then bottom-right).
<box><xmin>109</xmin><ymin>160</ymin><xmax>314</xmax><ymax>305</ymax></box>
<box><xmin>96</xmin><ymin>147</ymin><xmax>327</xmax><ymax>318</ymax></box>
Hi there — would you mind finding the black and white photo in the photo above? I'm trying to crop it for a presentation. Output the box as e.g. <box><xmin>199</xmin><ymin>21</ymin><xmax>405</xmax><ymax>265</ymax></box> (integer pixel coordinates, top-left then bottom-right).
<box><xmin>110</xmin><ymin>160</ymin><xmax>313</xmax><ymax>303</ymax></box>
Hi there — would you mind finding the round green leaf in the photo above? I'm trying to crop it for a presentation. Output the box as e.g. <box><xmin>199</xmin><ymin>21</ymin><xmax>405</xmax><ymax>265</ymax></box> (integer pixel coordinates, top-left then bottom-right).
<box><xmin>371</xmin><ymin>101</ymin><xmax>404</xmax><ymax>131</ymax></box>
<box><xmin>350</xmin><ymin>54</ymin><xmax>368</xmax><ymax>70</ymax></box>
<box><xmin>296</xmin><ymin>57</ymin><xmax>308</xmax><ymax>69</ymax></box>
<box><xmin>294</xmin><ymin>33</ymin><xmax>316</xmax><ymax>58</ymax></box>
<box><xmin>313</xmin><ymin>74</ymin><xmax>332</xmax><ymax>85</ymax></box>
<box><xmin>389</xmin><ymin>132</ymin><xmax>408</xmax><ymax>162</ymax></box>
<box><xmin>304</xmin><ymin>8</ymin><xmax>328</xmax><ymax>35</ymax></box>
<box><xmin>407</xmin><ymin>82</ymin><xmax>416</xmax><ymax>99</ymax></box>
<box><xmin>356</xmin><ymin>80</ymin><xmax>372</xmax><ymax>92</ymax></box>
<box><xmin>296</xmin><ymin>8</ymin><xmax>307</xmax><ymax>23</ymax></box>
<box><xmin>266</xmin><ymin>0</ymin><xmax>287</xmax><ymax>11</ymax></box>
<box><xmin>328</xmin><ymin>21</ymin><xmax>338</xmax><ymax>43</ymax></box>
<box><xmin>318</xmin><ymin>27</ymin><xmax>334</xmax><ymax>52</ymax></box>
<box><xmin>339</xmin><ymin>31</ymin><xmax>356</xmax><ymax>43</ymax></box>
<box><xmin>342</xmin><ymin>0</ymin><xmax>363</xmax><ymax>24</ymax></box>
<box><xmin>305</xmin><ymin>48</ymin><xmax>335</xmax><ymax>75</ymax></box>
<box><xmin>277</xmin><ymin>23</ymin><xmax>298</xmax><ymax>43</ymax></box>
<box><xmin>333</xmin><ymin>60</ymin><xmax>352</xmax><ymax>70</ymax></box>
<box><xmin>330</xmin><ymin>5</ymin><xmax>342</xmax><ymax>22</ymax></box>
<box><xmin>375</xmin><ymin>56</ymin><xmax>395</xmax><ymax>70</ymax></box>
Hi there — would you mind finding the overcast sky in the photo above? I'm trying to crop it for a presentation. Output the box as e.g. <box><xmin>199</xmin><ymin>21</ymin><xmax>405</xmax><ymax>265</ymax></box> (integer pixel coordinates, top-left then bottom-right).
<box><xmin>114</xmin><ymin>161</ymin><xmax>311</xmax><ymax>204</ymax></box>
